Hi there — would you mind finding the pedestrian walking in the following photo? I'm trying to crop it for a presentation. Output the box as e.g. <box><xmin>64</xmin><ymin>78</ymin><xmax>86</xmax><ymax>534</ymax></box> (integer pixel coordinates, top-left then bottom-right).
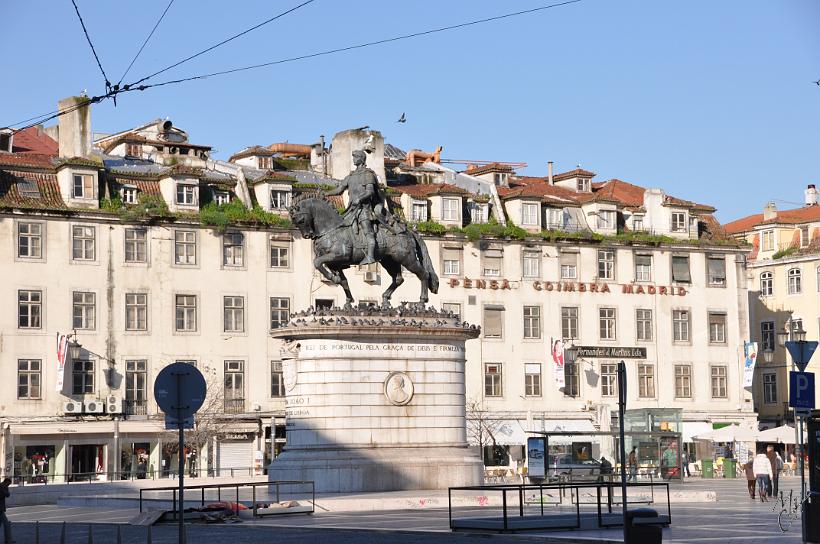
<box><xmin>742</xmin><ymin>460</ymin><xmax>756</xmax><ymax>499</ymax></box>
<box><xmin>0</xmin><ymin>477</ymin><xmax>13</xmax><ymax>543</ymax></box>
<box><xmin>753</xmin><ymin>449</ymin><xmax>773</xmax><ymax>502</ymax></box>
<box><xmin>628</xmin><ymin>447</ymin><xmax>638</xmax><ymax>482</ymax></box>
<box><xmin>681</xmin><ymin>450</ymin><xmax>691</xmax><ymax>477</ymax></box>
<box><xmin>766</xmin><ymin>445</ymin><xmax>780</xmax><ymax>497</ymax></box>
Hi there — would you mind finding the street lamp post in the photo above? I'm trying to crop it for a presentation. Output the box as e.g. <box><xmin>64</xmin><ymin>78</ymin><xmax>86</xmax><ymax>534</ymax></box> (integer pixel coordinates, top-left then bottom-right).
<box><xmin>777</xmin><ymin>314</ymin><xmax>808</xmax><ymax>541</ymax></box>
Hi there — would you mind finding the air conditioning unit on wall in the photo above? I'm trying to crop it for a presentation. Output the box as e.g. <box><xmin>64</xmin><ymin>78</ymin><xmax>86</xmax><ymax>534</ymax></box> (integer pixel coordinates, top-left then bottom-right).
<box><xmin>84</xmin><ymin>399</ymin><xmax>104</xmax><ymax>414</ymax></box>
<box><xmin>364</xmin><ymin>271</ymin><xmax>379</xmax><ymax>283</ymax></box>
<box><xmin>106</xmin><ymin>395</ymin><xmax>122</xmax><ymax>414</ymax></box>
<box><xmin>63</xmin><ymin>400</ymin><xmax>83</xmax><ymax>415</ymax></box>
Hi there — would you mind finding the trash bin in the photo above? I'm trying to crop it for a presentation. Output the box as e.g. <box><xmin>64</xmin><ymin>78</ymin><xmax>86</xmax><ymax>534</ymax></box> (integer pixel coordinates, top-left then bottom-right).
<box><xmin>625</xmin><ymin>508</ymin><xmax>662</xmax><ymax>544</ymax></box>
<box><xmin>723</xmin><ymin>458</ymin><xmax>736</xmax><ymax>478</ymax></box>
<box><xmin>701</xmin><ymin>459</ymin><xmax>714</xmax><ymax>478</ymax></box>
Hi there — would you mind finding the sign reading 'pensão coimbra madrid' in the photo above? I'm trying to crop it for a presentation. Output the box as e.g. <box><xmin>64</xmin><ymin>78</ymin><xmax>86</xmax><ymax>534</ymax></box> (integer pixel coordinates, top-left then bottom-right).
<box><xmin>447</xmin><ymin>278</ymin><xmax>688</xmax><ymax>296</ymax></box>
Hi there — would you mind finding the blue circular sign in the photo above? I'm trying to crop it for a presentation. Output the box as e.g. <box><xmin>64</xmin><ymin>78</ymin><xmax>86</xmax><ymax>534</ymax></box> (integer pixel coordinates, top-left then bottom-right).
<box><xmin>153</xmin><ymin>362</ymin><xmax>207</xmax><ymax>418</ymax></box>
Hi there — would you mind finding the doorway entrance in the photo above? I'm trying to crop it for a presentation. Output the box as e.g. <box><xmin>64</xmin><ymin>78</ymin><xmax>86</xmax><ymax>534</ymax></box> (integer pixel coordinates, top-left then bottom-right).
<box><xmin>71</xmin><ymin>445</ymin><xmax>104</xmax><ymax>481</ymax></box>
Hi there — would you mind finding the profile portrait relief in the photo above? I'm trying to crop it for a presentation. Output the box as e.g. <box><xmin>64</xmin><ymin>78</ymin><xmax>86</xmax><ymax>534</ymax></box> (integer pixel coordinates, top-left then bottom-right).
<box><xmin>384</xmin><ymin>372</ymin><xmax>414</xmax><ymax>406</ymax></box>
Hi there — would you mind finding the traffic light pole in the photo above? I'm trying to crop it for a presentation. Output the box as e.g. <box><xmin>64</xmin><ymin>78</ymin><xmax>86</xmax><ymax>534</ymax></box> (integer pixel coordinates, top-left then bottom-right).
<box><xmin>617</xmin><ymin>361</ymin><xmax>628</xmax><ymax>543</ymax></box>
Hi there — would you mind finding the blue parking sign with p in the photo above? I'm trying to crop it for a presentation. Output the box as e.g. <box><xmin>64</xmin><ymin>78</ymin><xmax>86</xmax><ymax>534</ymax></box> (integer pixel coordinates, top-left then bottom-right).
<box><xmin>789</xmin><ymin>371</ymin><xmax>815</xmax><ymax>410</ymax></box>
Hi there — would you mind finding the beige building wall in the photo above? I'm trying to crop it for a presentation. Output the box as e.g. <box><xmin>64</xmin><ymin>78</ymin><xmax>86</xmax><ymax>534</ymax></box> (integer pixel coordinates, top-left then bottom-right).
<box><xmin>0</xmin><ymin>213</ymin><xmax>754</xmax><ymax>475</ymax></box>
<box><xmin>748</xmin><ymin>253</ymin><xmax>820</xmax><ymax>424</ymax></box>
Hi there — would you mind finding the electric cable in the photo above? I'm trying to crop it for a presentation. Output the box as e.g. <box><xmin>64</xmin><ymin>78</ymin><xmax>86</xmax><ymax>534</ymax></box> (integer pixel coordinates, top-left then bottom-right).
<box><xmin>117</xmin><ymin>0</ymin><xmax>176</xmax><ymax>86</ymax></box>
<box><xmin>122</xmin><ymin>0</ymin><xmax>582</xmax><ymax>92</ymax></box>
<box><xmin>126</xmin><ymin>0</ymin><xmax>316</xmax><ymax>87</ymax></box>
<box><xmin>70</xmin><ymin>0</ymin><xmax>111</xmax><ymax>90</ymax></box>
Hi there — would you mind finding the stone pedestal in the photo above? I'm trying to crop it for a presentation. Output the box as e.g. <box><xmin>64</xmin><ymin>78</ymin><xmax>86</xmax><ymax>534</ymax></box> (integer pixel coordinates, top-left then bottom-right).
<box><xmin>268</xmin><ymin>306</ymin><xmax>483</xmax><ymax>492</ymax></box>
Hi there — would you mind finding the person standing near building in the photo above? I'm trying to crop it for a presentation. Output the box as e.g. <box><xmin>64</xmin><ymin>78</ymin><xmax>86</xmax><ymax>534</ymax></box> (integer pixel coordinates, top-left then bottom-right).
<box><xmin>765</xmin><ymin>445</ymin><xmax>782</xmax><ymax>498</ymax></box>
<box><xmin>0</xmin><ymin>477</ymin><xmax>13</xmax><ymax>543</ymax></box>
<box><xmin>628</xmin><ymin>447</ymin><xmax>638</xmax><ymax>482</ymax></box>
<box><xmin>681</xmin><ymin>449</ymin><xmax>691</xmax><ymax>477</ymax></box>
<box><xmin>753</xmin><ymin>449</ymin><xmax>773</xmax><ymax>502</ymax></box>
<box><xmin>742</xmin><ymin>460</ymin><xmax>756</xmax><ymax>499</ymax></box>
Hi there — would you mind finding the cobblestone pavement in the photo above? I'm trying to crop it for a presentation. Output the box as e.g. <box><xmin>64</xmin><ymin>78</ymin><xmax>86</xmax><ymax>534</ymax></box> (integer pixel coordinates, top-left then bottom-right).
<box><xmin>5</xmin><ymin>476</ymin><xmax>810</xmax><ymax>543</ymax></box>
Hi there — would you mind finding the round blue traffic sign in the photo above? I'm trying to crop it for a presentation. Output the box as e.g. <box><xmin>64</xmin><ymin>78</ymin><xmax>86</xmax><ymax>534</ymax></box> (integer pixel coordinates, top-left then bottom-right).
<box><xmin>153</xmin><ymin>362</ymin><xmax>207</xmax><ymax>418</ymax></box>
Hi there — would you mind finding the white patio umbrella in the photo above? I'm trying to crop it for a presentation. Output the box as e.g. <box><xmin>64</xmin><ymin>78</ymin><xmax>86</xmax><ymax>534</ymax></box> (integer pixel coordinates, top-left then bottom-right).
<box><xmin>757</xmin><ymin>424</ymin><xmax>797</xmax><ymax>444</ymax></box>
<box><xmin>692</xmin><ymin>424</ymin><xmax>760</xmax><ymax>442</ymax></box>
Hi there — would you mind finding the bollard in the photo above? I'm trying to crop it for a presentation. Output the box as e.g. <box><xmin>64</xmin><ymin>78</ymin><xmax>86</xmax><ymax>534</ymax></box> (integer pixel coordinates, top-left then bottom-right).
<box><xmin>147</xmin><ymin>524</ymin><xmax>153</xmax><ymax>544</ymax></box>
<box><xmin>117</xmin><ymin>525</ymin><xmax>123</xmax><ymax>544</ymax></box>
<box><xmin>60</xmin><ymin>521</ymin><xmax>67</xmax><ymax>544</ymax></box>
<box><xmin>88</xmin><ymin>523</ymin><xmax>94</xmax><ymax>544</ymax></box>
<box><xmin>35</xmin><ymin>520</ymin><xmax>40</xmax><ymax>544</ymax></box>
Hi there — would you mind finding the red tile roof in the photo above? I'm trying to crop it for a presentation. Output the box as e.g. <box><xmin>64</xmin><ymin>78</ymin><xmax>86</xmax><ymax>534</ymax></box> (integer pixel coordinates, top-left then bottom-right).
<box><xmin>551</xmin><ymin>168</ymin><xmax>596</xmax><ymax>182</ymax></box>
<box><xmin>498</xmin><ymin>182</ymin><xmax>579</xmax><ymax>204</ymax></box>
<box><xmin>725</xmin><ymin>206</ymin><xmax>820</xmax><ymax>234</ymax></box>
<box><xmin>464</xmin><ymin>162</ymin><xmax>514</xmax><ymax>176</ymax></box>
<box><xmin>0</xmin><ymin>153</ymin><xmax>56</xmax><ymax>169</ymax></box>
<box><xmin>392</xmin><ymin>183</ymin><xmax>468</xmax><ymax>197</ymax></box>
<box><xmin>0</xmin><ymin>169</ymin><xmax>65</xmax><ymax>210</ymax></box>
<box><xmin>11</xmin><ymin>126</ymin><xmax>58</xmax><ymax>155</ymax></box>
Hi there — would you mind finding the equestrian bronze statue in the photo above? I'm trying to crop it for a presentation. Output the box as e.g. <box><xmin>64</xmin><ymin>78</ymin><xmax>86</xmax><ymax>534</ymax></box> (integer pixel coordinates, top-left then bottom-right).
<box><xmin>288</xmin><ymin>150</ymin><xmax>438</xmax><ymax>306</ymax></box>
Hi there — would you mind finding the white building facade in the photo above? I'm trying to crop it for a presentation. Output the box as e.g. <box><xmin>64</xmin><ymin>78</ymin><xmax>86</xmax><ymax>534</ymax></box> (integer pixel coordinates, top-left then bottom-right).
<box><xmin>0</xmin><ymin>102</ymin><xmax>755</xmax><ymax>482</ymax></box>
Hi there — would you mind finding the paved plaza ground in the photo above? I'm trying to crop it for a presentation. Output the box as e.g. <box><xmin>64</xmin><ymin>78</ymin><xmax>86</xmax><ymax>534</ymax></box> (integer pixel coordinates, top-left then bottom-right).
<box><xmin>4</xmin><ymin>476</ymin><xmax>808</xmax><ymax>543</ymax></box>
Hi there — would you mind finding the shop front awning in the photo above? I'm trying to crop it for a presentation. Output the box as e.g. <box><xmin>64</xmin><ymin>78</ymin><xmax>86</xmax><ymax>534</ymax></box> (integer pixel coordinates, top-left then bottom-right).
<box><xmin>490</xmin><ymin>420</ymin><xmax>526</xmax><ymax>446</ymax></box>
<box><xmin>682</xmin><ymin>421</ymin><xmax>713</xmax><ymax>442</ymax></box>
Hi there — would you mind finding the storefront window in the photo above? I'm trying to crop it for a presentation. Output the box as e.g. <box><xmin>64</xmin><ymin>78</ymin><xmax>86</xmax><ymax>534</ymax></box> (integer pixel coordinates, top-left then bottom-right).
<box><xmin>14</xmin><ymin>445</ymin><xmax>55</xmax><ymax>483</ymax></box>
<box><xmin>121</xmin><ymin>442</ymin><xmax>150</xmax><ymax>479</ymax></box>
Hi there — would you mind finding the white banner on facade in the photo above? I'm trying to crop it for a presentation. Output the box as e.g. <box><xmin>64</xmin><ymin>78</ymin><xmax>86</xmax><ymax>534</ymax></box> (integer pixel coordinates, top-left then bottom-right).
<box><xmin>742</xmin><ymin>341</ymin><xmax>758</xmax><ymax>390</ymax></box>
<box><xmin>551</xmin><ymin>337</ymin><xmax>565</xmax><ymax>391</ymax></box>
<box><xmin>55</xmin><ymin>333</ymin><xmax>68</xmax><ymax>392</ymax></box>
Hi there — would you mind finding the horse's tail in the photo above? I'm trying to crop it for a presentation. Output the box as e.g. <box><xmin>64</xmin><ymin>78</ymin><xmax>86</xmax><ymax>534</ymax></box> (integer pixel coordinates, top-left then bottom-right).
<box><xmin>411</xmin><ymin>230</ymin><xmax>439</xmax><ymax>294</ymax></box>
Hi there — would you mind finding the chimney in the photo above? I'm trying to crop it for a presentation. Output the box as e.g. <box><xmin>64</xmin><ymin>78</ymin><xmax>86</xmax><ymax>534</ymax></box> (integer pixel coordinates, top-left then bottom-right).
<box><xmin>547</xmin><ymin>161</ymin><xmax>554</xmax><ymax>185</ymax></box>
<box><xmin>806</xmin><ymin>184</ymin><xmax>818</xmax><ymax>206</ymax></box>
<box><xmin>58</xmin><ymin>96</ymin><xmax>92</xmax><ymax>158</ymax></box>
<box><xmin>763</xmin><ymin>202</ymin><xmax>777</xmax><ymax>221</ymax></box>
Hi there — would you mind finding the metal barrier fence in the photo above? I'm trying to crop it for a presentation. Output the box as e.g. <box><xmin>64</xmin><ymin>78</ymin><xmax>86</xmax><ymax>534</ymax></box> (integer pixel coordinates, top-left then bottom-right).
<box><xmin>4</xmin><ymin>466</ymin><xmax>259</xmax><ymax>485</ymax></box>
<box><xmin>448</xmin><ymin>481</ymin><xmax>671</xmax><ymax>533</ymax></box>
<box><xmin>139</xmin><ymin>480</ymin><xmax>315</xmax><ymax>519</ymax></box>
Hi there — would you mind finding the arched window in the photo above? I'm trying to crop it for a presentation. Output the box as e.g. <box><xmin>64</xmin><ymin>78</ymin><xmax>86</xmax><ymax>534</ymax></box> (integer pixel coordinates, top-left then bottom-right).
<box><xmin>760</xmin><ymin>272</ymin><xmax>773</xmax><ymax>296</ymax></box>
<box><xmin>788</xmin><ymin>268</ymin><xmax>802</xmax><ymax>295</ymax></box>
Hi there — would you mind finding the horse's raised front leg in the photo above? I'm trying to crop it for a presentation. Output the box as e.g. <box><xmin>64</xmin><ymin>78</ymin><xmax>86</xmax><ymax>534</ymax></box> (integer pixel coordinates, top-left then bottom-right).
<box><xmin>379</xmin><ymin>259</ymin><xmax>404</xmax><ymax>307</ymax></box>
<box><xmin>314</xmin><ymin>254</ymin><xmax>341</xmax><ymax>284</ymax></box>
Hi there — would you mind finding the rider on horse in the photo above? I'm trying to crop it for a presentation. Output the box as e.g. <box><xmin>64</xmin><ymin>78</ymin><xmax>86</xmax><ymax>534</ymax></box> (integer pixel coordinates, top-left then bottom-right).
<box><xmin>324</xmin><ymin>149</ymin><xmax>396</xmax><ymax>265</ymax></box>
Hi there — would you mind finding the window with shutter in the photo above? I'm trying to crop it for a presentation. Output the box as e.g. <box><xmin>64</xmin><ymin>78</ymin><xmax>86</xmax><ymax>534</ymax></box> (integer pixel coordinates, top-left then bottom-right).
<box><xmin>442</xmin><ymin>247</ymin><xmax>462</xmax><ymax>276</ymax></box>
<box><xmin>560</xmin><ymin>251</ymin><xmax>578</xmax><ymax>279</ymax></box>
<box><xmin>482</xmin><ymin>248</ymin><xmax>503</xmax><ymax>277</ymax></box>
<box><xmin>707</xmin><ymin>255</ymin><xmax>726</xmax><ymax>286</ymax></box>
<box><xmin>671</xmin><ymin>255</ymin><xmax>691</xmax><ymax>283</ymax></box>
<box><xmin>483</xmin><ymin>306</ymin><xmax>504</xmax><ymax>338</ymax></box>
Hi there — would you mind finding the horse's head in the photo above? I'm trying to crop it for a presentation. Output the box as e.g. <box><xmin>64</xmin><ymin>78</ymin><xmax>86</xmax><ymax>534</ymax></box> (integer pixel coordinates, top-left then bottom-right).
<box><xmin>289</xmin><ymin>194</ymin><xmax>343</xmax><ymax>240</ymax></box>
<box><xmin>288</xmin><ymin>201</ymin><xmax>315</xmax><ymax>239</ymax></box>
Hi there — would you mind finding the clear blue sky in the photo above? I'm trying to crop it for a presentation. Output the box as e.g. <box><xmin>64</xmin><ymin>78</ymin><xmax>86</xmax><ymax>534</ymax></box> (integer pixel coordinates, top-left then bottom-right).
<box><xmin>1</xmin><ymin>0</ymin><xmax>818</xmax><ymax>221</ymax></box>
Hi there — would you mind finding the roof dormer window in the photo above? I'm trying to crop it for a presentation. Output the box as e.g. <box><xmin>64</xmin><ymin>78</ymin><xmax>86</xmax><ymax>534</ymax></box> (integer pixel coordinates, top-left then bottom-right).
<box><xmin>121</xmin><ymin>187</ymin><xmax>138</xmax><ymax>204</ymax></box>
<box><xmin>270</xmin><ymin>189</ymin><xmax>290</xmax><ymax>211</ymax></box>
<box><xmin>125</xmin><ymin>143</ymin><xmax>141</xmax><ymax>158</ymax></box>
<box><xmin>0</xmin><ymin>130</ymin><xmax>12</xmax><ymax>153</ymax></box>
<box><xmin>214</xmin><ymin>191</ymin><xmax>230</xmax><ymax>206</ymax></box>
<box><xmin>73</xmin><ymin>174</ymin><xmax>95</xmax><ymax>199</ymax></box>
<box><xmin>258</xmin><ymin>156</ymin><xmax>273</xmax><ymax>170</ymax></box>
<box><xmin>577</xmin><ymin>178</ymin><xmax>590</xmax><ymax>192</ymax></box>
<box><xmin>176</xmin><ymin>184</ymin><xmax>198</xmax><ymax>206</ymax></box>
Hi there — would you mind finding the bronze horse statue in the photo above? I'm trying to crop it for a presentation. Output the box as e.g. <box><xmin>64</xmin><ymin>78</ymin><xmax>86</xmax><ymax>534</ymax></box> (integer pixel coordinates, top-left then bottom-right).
<box><xmin>289</xmin><ymin>194</ymin><xmax>439</xmax><ymax>306</ymax></box>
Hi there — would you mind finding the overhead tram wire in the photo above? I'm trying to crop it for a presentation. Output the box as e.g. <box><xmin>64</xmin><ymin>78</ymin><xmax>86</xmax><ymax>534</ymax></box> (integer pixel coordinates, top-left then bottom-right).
<box><xmin>70</xmin><ymin>0</ymin><xmax>112</xmax><ymax>91</ymax></box>
<box><xmin>119</xmin><ymin>0</ymin><xmax>582</xmax><ymax>93</ymax></box>
<box><xmin>12</xmin><ymin>93</ymin><xmax>111</xmax><ymax>134</ymax></box>
<box><xmin>5</xmin><ymin>0</ymin><xmax>580</xmax><ymax>130</ymax></box>
<box><xmin>125</xmin><ymin>0</ymin><xmax>317</xmax><ymax>88</ymax></box>
<box><xmin>117</xmin><ymin>0</ymin><xmax>176</xmax><ymax>86</ymax></box>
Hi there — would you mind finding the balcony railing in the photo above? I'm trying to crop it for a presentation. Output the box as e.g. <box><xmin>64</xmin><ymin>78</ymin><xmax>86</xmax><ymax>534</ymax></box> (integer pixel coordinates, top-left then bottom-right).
<box><xmin>123</xmin><ymin>399</ymin><xmax>147</xmax><ymax>416</ymax></box>
<box><xmin>224</xmin><ymin>398</ymin><xmax>245</xmax><ymax>414</ymax></box>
